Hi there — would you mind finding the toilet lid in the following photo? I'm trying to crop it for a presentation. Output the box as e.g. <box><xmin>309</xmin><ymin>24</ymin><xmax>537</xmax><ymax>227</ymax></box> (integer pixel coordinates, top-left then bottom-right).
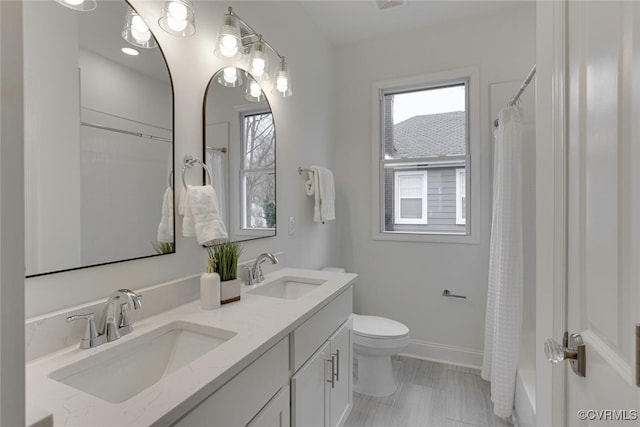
<box><xmin>352</xmin><ymin>315</ymin><xmax>409</xmax><ymax>339</ymax></box>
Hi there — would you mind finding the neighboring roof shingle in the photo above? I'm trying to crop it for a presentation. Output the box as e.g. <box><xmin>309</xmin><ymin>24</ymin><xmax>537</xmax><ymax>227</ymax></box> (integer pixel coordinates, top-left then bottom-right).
<box><xmin>393</xmin><ymin>111</ymin><xmax>466</xmax><ymax>158</ymax></box>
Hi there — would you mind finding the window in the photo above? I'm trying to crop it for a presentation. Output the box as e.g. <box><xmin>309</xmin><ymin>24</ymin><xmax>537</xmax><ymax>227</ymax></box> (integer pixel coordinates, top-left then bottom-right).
<box><xmin>372</xmin><ymin>67</ymin><xmax>479</xmax><ymax>243</ymax></box>
<box><xmin>240</xmin><ymin>110</ymin><xmax>275</xmax><ymax>231</ymax></box>
<box><xmin>394</xmin><ymin>171</ymin><xmax>428</xmax><ymax>224</ymax></box>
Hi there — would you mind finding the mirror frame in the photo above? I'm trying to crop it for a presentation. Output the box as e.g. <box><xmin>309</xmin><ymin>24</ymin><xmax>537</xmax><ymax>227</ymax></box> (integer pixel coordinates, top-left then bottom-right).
<box><xmin>202</xmin><ymin>68</ymin><xmax>277</xmax><ymax>244</ymax></box>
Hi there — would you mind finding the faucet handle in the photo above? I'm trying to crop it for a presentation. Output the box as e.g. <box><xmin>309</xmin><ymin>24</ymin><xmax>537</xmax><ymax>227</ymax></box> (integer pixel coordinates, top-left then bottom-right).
<box><xmin>118</xmin><ymin>302</ymin><xmax>134</xmax><ymax>336</ymax></box>
<box><xmin>241</xmin><ymin>265</ymin><xmax>254</xmax><ymax>285</ymax></box>
<box><xmin>67</xmin><ymin>313</ymin><xmax>100</xmax><ymax>349</ymax></box>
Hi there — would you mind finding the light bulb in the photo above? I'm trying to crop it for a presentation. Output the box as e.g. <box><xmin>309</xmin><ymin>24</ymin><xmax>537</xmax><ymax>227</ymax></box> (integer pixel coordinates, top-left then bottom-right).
<box><xmin>249</xmin><ymin>81</ymin><xmax>262</xmax><ymax>98</ymax></box>
<box><xmin>220</xmin><ymin>34</ymin><xmax>238</xmax><ymax>58</ymax></box>
<box><xmin>166</xmin><ymin>1</ymin><xmax>188</xmax><ymax>31</ymax></box>
<box><xmin>251</xmin><ymin>57</ymin><xmax>266</xmax><ymax>77</ymax></box>
<box><xmin>63</xmin><ymin>0</ymin><xmax>84</xmax><ymax>5</ymax></box>
<box><xmin>167</xmin><ymin>1</ymin><xmax>188</xmax><ymax>19</ymax></box>
<box><xmin>167</xmin><ymin>16</ymin><xmax>188</xmax><ymax>32</ymax></box>
<box><xmin>223</xmin><ymin>67</ymin><xmax>238</xmax><ymax>84</ymax></box>
<box><xmin>131</xmin><ymin>15</ymin><xmax>151</xmax><ymax>43</ymax></box>
<box><xmin>276</xmin><ymin>76</ymin><xmax>289</xmax><ymax>93</ymax></box>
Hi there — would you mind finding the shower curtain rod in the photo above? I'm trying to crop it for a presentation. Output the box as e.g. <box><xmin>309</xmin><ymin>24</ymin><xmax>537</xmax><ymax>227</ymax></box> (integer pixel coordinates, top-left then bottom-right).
<box><xmin>81</xmin><ymin>121</ymin><xmax>172</xmax><ymax>143</ymax></box>
<box><xmin>205</xmin><ymin>145</ymin><xmax>227</xmax><ymax>153</ymax></box>
<box><xmin>493</xmin><ymin>64</ymin><xmax>537</xmax><ymax>127</ymax></box>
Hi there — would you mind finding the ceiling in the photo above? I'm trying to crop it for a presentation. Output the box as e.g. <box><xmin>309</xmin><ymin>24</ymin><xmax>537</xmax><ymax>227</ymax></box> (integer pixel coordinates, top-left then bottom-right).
<box><xmin>298</xmin><ymin>0</ymin><xmax>532</xmax><ymax>45</ymax></box>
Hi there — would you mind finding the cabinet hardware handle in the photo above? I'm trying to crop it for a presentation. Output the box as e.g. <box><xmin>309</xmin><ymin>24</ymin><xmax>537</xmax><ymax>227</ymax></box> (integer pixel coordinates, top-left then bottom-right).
<box><xmin>327</xmin><ymin>355</ymin><xmax>336</xmax><ymax>388</ymax></box>
<box><xmin>333</xmin><ymin>350</ymin><xmax>340</xmax><ymax>382</ymax></box>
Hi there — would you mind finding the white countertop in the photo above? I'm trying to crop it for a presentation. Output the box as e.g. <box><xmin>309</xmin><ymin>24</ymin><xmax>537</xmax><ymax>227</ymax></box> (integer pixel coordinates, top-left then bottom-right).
<box><xmin>26</xmin><ymin>268</ymin><xmax>356</xmax><ymax>427</ymax></box>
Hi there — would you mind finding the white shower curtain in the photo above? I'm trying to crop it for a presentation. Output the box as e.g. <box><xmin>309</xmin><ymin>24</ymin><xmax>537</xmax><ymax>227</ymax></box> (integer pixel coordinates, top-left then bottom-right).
<box><xmin>206</xmin><ymin>150</ymin><xmax>227</xmax><ymax>225</ymax></box>
<box><xmin>481</xmin><ymin>106</ymin><xmax>523</xmax><ymax>419</ymax></box>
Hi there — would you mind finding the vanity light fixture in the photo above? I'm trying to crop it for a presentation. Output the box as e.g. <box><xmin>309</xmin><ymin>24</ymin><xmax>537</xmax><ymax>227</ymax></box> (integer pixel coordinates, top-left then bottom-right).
<box><xmin>158</xmin><ymin>0</ymin><xmax>196</xmax><ymax>37</ymax></box>
<box><xmin>217</xmin><ymin>67</ymin><xmax>244</xmax><ymax>88</ymax></box>
<box><xmin>247</xmin><ymin>37</ymin><xmax>269</xmax><ymax>81</ymax></box>
<box><xmin>55</xmin><ymin>0</ymin><xmax>97</xmax><ymax>12</ymax></box>
<box><xmin>214</xmin><ymin>6</ymin><xmax>293</xmax><ymax>98</ymax></box>
<box><xmin>214</xmin><ymin>8</ymin><xmax>242</xmax><ymax>60</ymax></box>
<box><xmin>123</xmin><ymin>8</ymin><xmax>157</xmax><ymax>49</ymax></box>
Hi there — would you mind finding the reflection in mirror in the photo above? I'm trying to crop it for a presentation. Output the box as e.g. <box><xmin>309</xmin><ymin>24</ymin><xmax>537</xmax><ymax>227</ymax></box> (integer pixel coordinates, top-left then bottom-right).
<box><xmin>204</xmin><ymin>69</ymin><xmax>276</xmax><ymax>242</ymax></box>
<box><xmin>24</xmin><ymin>1</ymin><xmax>174</xmax><ymax>277</ymax></box>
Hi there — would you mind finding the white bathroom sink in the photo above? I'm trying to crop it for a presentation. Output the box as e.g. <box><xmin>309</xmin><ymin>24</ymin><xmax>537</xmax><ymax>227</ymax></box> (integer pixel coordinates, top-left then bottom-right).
<box><xmin>49</xmin><ymin>321</ymin><xmax>236</xmax><ymax>403</ymax></box>
<box><xmin>249</xmin><ymin>276</ymin><xmax>327</xmax><ymax>300</ymax></box>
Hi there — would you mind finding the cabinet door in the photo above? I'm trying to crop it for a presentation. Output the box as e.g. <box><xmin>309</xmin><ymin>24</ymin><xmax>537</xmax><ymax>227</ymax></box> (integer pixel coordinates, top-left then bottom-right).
<box><xmin>247</xmin><ymin>386</ymin><xmax>290</xmax><ymax>427</ymax></box>
<box><xmin>329</xmin><ymin>319</ymin><xmax>353</xmax><ymax>427</ymax></box>
<box><xmin>291</xmin><ymin>341</ymin><xmax>331</xmax><ymax>427</ymax></box>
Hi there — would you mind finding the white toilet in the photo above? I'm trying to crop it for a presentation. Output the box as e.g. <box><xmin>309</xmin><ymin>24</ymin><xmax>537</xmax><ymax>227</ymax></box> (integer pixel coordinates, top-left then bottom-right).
<box><xmin>352</xmin><ymin>314</ymin><xmax>410</xmax><ymax>397</ymax></box>
<box><xmin>320</xmin><ymin>268</ymin><xmax>410</xmax><ymax>397</ymax></box>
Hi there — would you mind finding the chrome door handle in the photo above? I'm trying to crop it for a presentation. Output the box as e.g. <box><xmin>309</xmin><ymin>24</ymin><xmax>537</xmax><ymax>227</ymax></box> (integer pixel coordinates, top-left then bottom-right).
<box><xmin>333</xmin><ymin>349</ymin><xmax>340</xmax><ymax>382</ymax></box>
<box><xmin>545</xmin><ymin>331</ymin><xmax>586</xmax><ymax>377</ymax></box>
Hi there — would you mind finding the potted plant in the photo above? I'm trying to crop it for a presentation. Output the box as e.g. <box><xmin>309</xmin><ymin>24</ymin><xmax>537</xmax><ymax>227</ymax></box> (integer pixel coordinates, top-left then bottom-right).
<box><xmin>208</xmin><ymin>241</ymin><xmax>243</xmax><ymax>304</ymax></box>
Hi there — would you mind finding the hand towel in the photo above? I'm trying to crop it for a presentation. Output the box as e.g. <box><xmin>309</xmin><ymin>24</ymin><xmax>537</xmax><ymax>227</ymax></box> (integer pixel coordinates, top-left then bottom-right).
<box><xmin>156</xmin><ymin>187</ymin><xmax>174</xmax><ymax>243</ymax></box>
<box><xmin>309</xmin><ymin>166</ymin><xmax>335</xmax><ymax>223</ymax></box>
<box><xmin>180</xmin><ymin>185</ymin><xmax>228</xmax><ymax>244</ymax></box>
<box><xmin>179</xmin><ymin>187</ymin><xmax>195</xmax><ymax>237</ymax></box>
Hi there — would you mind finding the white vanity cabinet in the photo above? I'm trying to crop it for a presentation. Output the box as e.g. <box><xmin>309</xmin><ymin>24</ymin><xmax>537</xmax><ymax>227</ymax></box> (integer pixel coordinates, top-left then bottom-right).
<box><xmin>173</xmin><ymin>337</ymin><xmax>290</xmax><ymax>427</ymax></box>
<box><xmin>291</xmin><ymin>289</ymin><xmax>353</xmax><ymax>427</ymax></box>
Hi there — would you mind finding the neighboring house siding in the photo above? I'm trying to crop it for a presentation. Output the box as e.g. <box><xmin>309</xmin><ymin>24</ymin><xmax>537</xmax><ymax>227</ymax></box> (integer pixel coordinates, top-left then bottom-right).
<box><xmin>393</xmin><ymin>167</ymin><xmax>465</xmax><ymax>233</ymax></box>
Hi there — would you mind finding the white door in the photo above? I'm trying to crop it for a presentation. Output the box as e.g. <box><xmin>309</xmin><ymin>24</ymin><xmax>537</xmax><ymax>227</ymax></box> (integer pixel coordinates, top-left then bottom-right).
<box><xmin>564</xmin><ymin>0</ymin><xmax>640</xmax><ymax>424</ymax></box>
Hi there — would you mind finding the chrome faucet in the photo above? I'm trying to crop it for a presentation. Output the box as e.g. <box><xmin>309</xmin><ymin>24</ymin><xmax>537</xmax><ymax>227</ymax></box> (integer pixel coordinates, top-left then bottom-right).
<box><xmin>67</xmin><ymin>289</ymin><xmax>143</xmax><ymax>349</ymax></box>
<box><xmin>244</xmin><ymin>253</ymin><xmax>279</xmax><ymax>285</ymax></box>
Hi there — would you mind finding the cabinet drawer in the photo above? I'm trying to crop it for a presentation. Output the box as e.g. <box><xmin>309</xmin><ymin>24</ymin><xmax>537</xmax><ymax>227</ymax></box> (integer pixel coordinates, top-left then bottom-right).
<box><xmin>174</xmin><ymin>337</ymin><xmax>290</xmax><ymax>427</ymax></box>
<box><xmin>291</xmin><ymin>287</ymin><xmax>352</xmax><ymax>371</ymax></box>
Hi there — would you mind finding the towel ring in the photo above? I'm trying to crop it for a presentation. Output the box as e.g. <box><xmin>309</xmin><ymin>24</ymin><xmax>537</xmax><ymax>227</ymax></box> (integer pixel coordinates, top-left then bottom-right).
<box><xmin>182</xmin><ymin>155</ymin><xmax>212</xmax><ymax>190</ymax></box>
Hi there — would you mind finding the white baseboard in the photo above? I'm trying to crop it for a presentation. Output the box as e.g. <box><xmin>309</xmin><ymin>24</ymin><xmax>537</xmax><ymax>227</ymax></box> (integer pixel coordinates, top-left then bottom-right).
<box><xmin>399</xmin><ymin>339</ymin><xmax>483</xmax><ymax>369</ymax></box>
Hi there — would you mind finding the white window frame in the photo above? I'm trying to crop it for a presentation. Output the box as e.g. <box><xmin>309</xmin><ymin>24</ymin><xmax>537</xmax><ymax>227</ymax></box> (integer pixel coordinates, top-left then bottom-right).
<box><xmin>394</xmin><ymin>170</ymin><xmax>428</xmax><ymax>224</ymax></box>
<box><xmin>371</xmin><ymin>66</ymin><xmax>480</xmax><ymax>244</ymax></box>
<box><xmin>229</xmin><ymin>104</ymin><xmax>275</xmax><ymax>239</ymax></box>
<box><xmin>456</xmin><ymin>168</ymin><xmax>466</xmax><ymax>225</ymax></box>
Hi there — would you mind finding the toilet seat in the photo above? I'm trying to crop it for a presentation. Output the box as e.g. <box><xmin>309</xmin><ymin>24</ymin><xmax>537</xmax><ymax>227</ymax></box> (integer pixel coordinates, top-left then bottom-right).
<box><xmin>352</xmin><ymin>314</ymin><xmax>409</xmax><ymax>339</ymax></box>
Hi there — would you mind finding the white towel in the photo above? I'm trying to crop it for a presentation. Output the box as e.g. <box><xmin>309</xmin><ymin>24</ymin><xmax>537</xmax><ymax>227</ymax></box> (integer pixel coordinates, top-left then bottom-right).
<box><xmin>309</xmin><ymin>166</ymin><xmax>335</xmax><ymax>223</ymax></box>
<box><xmin>157</xmin><ymin>187</ymin><xmax>174</xmax><ymax>243</ymax></box>
<box><xmin>179</xmin><ymin>185</ymin><xmax>228</xmax><ymax>245</ymax></box>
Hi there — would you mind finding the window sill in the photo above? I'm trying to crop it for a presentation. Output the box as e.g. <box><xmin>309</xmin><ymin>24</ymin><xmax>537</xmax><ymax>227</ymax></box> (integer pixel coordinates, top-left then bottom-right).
<box><xmin>372</xmin><ymin>230</ymin><xmax>480</xmax><ymax>245</ymax></box>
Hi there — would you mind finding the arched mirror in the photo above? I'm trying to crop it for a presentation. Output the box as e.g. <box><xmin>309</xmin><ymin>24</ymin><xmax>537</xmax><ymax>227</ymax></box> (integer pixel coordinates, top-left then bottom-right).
<box><xmin>24</xmin><ymin>1</ymin><xmax>174</xmax><ymax>277</ymax></box>
<box><xmin>203</xmin><ymin>68</ymin><xmax>276</xmax><ymax>242</ymax></box>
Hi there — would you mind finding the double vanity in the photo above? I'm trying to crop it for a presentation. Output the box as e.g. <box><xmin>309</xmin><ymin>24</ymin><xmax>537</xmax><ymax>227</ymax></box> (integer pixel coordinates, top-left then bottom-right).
<box><xmin>26</xmin><ymin>268</ymin><xmax>356</xmax><ymax>427</ymax></box>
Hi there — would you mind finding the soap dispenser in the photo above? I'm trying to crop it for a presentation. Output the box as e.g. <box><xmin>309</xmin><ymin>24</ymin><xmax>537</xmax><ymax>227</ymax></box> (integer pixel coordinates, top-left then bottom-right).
<box><xmin>200</xmin><ymin>257</ymin><xmax>221</xmax><ymax>310</ymax></box>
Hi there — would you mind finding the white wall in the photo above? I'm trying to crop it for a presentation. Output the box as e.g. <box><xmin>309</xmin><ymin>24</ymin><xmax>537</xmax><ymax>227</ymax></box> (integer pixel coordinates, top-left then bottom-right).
<box><xmin>0</xmin><ymin>0</ymin><xmax>25</xmax><ymax>424</ymax></box>
<box><xmin>333</xmin><ymin>3</ymin><xmax>536</xmax><ymax>366</ymax></box>
<box><xmin>25</xmin><ymin>0</ymin><xmax>336</xmax><ymax>317</ymax></box>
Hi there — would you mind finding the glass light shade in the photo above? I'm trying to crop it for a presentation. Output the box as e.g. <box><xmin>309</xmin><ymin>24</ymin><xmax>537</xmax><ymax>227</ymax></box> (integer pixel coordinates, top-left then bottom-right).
<box><xmin>158</xmin><ymin>0</ymin><xmax>196</xmax><ymax>37</ymax></box>
<box><xmin>245</xmin><ymin>79</ymin><xmax>265</xmax><ymax>103</ymax></box>
<box><xmin>217</xmin><ymin>67</ymin><xmax>244</xmax><ymax>88</ymax></box>
<box><xmin>271</xmin><ymin>58</ymin><xmax>292</xmax><ymax>97</ymax></box>
<box><xmin>214</xmin><ymin>12</ymin><xmax>242</xmax><ymax>60</ymax></box>
<box><xmin>247</xmin><ymin>40</ymin><xmax>269</xmax><ymax>82</ymax></box>
<box><xmin>123</xmin><ymin>8</ymin><xmax>157</xmax><ymax>49</ymax></box>
<box><xmin>55</xmin><ymin>0</ymin><xmax>97</xmax><ymax>12</ymax></box>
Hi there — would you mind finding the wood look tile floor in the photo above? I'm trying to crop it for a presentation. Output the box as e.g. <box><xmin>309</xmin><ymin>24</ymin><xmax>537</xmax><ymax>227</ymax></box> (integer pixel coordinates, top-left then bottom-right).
<box><xmin>344</xmin><ymin>356</ymin><xmax>512</xmax><ymax>427</ymax></box>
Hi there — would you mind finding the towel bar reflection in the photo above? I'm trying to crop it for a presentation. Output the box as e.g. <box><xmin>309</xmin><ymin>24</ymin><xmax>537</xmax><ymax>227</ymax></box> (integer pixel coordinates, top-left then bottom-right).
<box><xmin>182</xmin><ymin>155</ymin><xmax>213</xmax><ymax>189</ymax></box>
<box><xmin>442</xmin><ymin>289</ymin><xmax>466</xmax><ymax>299</ymax></box>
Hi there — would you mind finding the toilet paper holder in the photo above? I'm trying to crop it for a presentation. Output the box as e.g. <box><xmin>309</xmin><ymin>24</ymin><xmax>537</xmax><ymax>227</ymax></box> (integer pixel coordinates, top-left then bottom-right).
<box><xmin>442</xmin><ymin>289</ymin><xmax>466</xmax><ymax>299</ymax></box>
